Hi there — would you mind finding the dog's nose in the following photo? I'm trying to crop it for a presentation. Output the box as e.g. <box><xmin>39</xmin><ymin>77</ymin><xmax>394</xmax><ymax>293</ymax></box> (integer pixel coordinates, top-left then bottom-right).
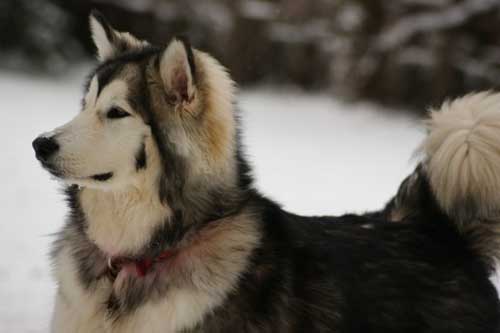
<box><xmin>32</xmin><ymin>136</ymin><xmax>59</xmax><ymax>162</ymax></box>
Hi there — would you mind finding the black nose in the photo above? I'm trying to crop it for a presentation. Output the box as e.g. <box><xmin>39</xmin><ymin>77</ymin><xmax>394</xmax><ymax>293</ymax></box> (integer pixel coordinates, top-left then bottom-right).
<box><xmin>32</xmin><ymin>136</ymin><xmax>59</xmax><ymax>162</ymax></box>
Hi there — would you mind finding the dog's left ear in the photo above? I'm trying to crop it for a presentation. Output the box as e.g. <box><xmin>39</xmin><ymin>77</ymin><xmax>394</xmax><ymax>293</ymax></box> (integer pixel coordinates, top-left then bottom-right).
<box><xmin>160</xmin><ymin>38</ymin><xmax>197</xmax><ymax>106</ymax></box>
<box><xmin>89</xmin><ymin>10</ymin><xmax>148</xmax><ymax>62</ymax></box>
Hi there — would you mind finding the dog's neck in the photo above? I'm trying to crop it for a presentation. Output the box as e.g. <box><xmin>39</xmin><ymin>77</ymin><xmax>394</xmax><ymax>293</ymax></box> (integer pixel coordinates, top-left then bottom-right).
<box><xmin>77</xmin><ymin>134</ymin><xmax>170</xmax><ymax>256</ymax></box>
<box><xmin>70</xmin><ymin>178</ymin><xmax>260</xmax><ymax>319</ymax></box>
<box><xmin>79</xmin><ymin>142</ymin><xmax>245</xmax><ymax>258</ymax></box>
<box><xmin>105</xmin><ymin>203</ymin><xmax>260</xmax><ymax>319</ymax></box>
<box><xmin>80</xmin><ymin>175</ymin><xmax>171</xmax><ymax>257</ymax></box>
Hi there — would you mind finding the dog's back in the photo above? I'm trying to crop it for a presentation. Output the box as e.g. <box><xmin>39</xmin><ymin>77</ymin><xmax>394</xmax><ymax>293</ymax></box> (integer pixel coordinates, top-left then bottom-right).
<box><xmin>200</xmin><ymin>93</ymin><xmax>500</xmax><ymax>332</ymax></box>
<box><xmin>196</xmin><ymin>193</ymin><xmax>500</xmax><ymax>332</ymax></box>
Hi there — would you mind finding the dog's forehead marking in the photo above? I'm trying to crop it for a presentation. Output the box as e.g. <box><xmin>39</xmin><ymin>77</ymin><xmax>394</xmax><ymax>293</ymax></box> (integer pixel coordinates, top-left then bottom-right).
<box><xmin>97</xmin><ymin>63</ymin><xmax>123</xmax><ymax>98</ymax></box>
<box><xmin>83</xmin><ymin>71</ymin><xmax>133</xmax><ymax>115</ymax></box>
<box><xmin>96</xmin><ymin>79</ymin><xmax>129</xmax><ymax>111</ymax></box>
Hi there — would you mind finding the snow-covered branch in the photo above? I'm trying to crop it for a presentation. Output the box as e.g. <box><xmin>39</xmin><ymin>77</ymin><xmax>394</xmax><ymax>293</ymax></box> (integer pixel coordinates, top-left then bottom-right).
<box><xmin>377</xmin><ymin>0</ymin><xmax>500</xmax><ymax>51</ymax></box>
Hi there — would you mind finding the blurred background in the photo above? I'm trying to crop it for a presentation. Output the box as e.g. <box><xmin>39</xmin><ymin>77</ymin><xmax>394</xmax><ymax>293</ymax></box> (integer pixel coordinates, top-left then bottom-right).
<box><xmin>1</xmin><ymin>0</ymin><xmax>500</xmax><ymax>331</ymax></box>
<box><xmin>2</xmin><ymin>0</ymin><xmax>500</xmax><ymax>110</ymax></box>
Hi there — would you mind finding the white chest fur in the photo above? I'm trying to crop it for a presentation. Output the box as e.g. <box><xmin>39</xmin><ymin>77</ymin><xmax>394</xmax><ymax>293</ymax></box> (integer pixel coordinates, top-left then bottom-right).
<box><xmin>51</xmin><ymin>247</ymin><xmax>221</xmax><ymax>333</ymax></box>
<box><xmin>51</xmin><ymin>209</ymin><xmax>260</xmax><ymax>333</ymax></box>
<box><xmin>52</xmin><ymin>249</ymin><xmax>207</xmax><ymax>333</ymax></box>
<box><xmin>80</xmin><ymin>185</ymin><xmax>171</xmax><ymax>256</ymax></box>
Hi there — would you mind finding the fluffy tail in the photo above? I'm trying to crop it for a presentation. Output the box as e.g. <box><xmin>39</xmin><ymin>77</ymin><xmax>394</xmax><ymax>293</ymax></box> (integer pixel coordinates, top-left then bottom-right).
<box><xmin>420</xmin><ymin>92</ymin><xmax>500</xmax><ymax>266</ymax></box>
<box><xmin>421</xmin><ymin>92</ymin><xmax>500</xmax><ymax>221</ymax></box>
<box><xmin>388</xmin><ymin>92</ymin><xmax>500</xmax><ymax>267</ymax></box>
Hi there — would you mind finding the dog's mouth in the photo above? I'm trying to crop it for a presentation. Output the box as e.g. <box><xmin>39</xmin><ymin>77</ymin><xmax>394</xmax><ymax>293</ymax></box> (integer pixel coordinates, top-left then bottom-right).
<box><xmin>39</xmin><ymin>161</ymin><xmax>65</xmax><ymax>178</ymax></box>
<box><xmin>91</xmin><ymin>172</ymin><xmax>114</xmax><ymax>182</ymax></box>
<box><xmin>39</xmin><ymin>162</ymin><xmax>114</xmax><ymax>183</ymax></box>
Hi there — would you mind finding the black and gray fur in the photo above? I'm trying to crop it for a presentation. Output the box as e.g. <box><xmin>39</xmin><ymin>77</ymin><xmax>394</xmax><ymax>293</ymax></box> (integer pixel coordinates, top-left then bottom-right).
<box><xmin>36</xmin><ymin>12</ymin><xmax>500</xmax><ymax>333</ymax></box>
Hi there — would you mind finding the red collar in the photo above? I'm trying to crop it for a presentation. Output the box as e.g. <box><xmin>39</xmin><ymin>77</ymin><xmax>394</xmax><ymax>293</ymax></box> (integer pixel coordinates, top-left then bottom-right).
<box><xmin>107</xmin><ymin>249</ymin><xmax>176</xmax><ymax>279</ymax></box>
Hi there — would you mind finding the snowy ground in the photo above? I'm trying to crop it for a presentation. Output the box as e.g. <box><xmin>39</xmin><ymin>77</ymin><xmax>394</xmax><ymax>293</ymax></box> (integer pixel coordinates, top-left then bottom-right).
<box><xmin>0</xmin><ymin>67</ymin><xmax>439</xmax><ymax>331</ymax></box>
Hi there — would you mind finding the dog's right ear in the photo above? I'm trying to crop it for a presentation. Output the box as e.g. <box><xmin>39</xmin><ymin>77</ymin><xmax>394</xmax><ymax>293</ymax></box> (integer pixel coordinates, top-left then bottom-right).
<box><xmin>89</xmin><ymin>10</ymin><xmax>148</xmax><ymax>62</ymax></box>
<box><xmin>160</xmin><ymin>38</ymin><xmax>197</xmax><ymax>108</ymax></box>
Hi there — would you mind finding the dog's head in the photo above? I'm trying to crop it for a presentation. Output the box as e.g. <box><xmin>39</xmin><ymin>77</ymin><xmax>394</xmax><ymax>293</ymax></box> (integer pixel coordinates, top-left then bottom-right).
<box><xmin>33</xmin><ymin>11</ymin><xmax>237</xmax><ymax>202</ymax></box>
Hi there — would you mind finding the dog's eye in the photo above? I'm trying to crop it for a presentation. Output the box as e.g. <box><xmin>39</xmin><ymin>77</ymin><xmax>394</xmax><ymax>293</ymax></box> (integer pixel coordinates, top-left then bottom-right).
<box><xmin>106</xmin><ymin>107</ymin><xmax>131</xmax><ymax>119</ymax></box>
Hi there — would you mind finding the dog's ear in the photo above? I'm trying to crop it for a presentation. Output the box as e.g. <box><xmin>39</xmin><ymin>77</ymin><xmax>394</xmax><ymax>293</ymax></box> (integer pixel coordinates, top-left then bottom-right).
<box><xmin>89</xmin><ymin>10</ymin><xmax>148</xmax><ymax>62</ymax></box>
<box><xmin>160</xmin><ymin>38</ymin><xmax>197</xmax><ymax>106</ymax></box>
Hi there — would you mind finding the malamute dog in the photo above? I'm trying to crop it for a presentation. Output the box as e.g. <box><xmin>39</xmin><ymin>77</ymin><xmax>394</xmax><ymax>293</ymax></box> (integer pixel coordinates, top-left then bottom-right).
<box><xmin>33</xmin><ymin>11</ymin><xmax>500</xmax><ymax>332</ymax></box>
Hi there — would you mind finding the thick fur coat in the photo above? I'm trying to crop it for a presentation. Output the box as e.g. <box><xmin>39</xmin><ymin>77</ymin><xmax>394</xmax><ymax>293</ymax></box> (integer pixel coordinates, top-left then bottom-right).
<box><xmin>32</xmin><ymin>12</ymin><xmax>500</xmax><ymax>333</ymax></box>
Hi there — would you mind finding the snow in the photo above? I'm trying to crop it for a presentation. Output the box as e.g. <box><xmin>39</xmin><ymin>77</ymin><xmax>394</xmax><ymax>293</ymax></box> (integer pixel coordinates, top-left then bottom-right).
<box><xmin>239</xmin><ymin>0</ymin><xmax>277</xmax><ymax>20</ymax></box>
<box><xmin>240</xmin><ymin>89</ymin><xmax>423</xmax><ymax>215</ymax></box>
<box><xmin>0</xmin><ymin>70</ymin><xmax>82</xmax><ymax>332</ymax></box>
<box><xmin>377</xmin><ymin>0</ymin><xmax>500</xmax><ymax>51</ymax></box>
<box><xmin>337</xmin><ymin>4</ymin><xmax>364</xmax><ymax>32</ymax></box>
<box><xmin>269</xmin><ymin>20</ymin><xmax>331</xmax><ymax>44</ymax></box>
<box><xmin>4</xmin><ymin>67</ymin><xmax>491</xmax><ymax>331</ymax></box>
